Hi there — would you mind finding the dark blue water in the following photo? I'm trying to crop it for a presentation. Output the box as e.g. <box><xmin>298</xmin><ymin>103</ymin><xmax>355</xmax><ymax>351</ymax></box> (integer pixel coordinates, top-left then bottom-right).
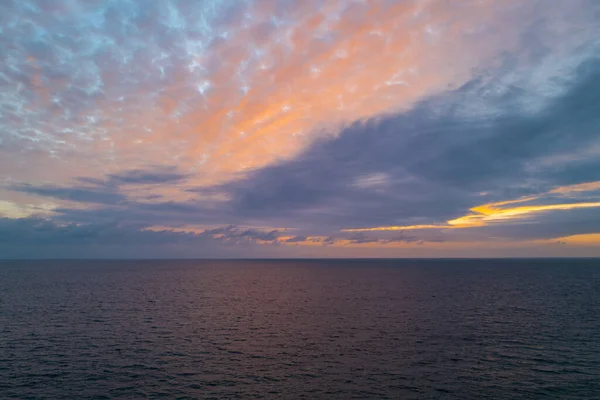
<box><xmin>1</xmin><ymin>259</ymin><xmax>599</xmax><ymax>399</ymax></box>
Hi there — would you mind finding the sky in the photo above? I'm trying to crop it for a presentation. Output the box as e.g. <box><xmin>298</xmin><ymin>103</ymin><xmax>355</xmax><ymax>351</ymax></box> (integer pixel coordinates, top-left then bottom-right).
<box><xmin>1</xmin><ymin>0</ymin><xmax>600</xmax><ymax>258</ymax></box>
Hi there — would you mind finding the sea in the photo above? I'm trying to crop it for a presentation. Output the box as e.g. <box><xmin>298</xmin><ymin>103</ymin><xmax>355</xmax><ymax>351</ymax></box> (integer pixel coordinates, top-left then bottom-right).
<box><xmin>1</xmin><ymin>259</ymin><xmax>599</xmax><ymax>399</ymax></box>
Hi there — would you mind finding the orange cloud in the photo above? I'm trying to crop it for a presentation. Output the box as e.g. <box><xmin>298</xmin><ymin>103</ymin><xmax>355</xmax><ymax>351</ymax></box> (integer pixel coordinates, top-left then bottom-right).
<box><xmin>14</xmin><ymin>0</ymin><xmax>527</xmax><ymax>194</ymax></box>
<box><xmin>543</xmin><ymin>233</ymin><xmax>600</xmax><ymax>246</ymax></box>
<box><xmin>549</xmin><ymin>181</ymin><xmax>600</xmax><ymax>195</ymax></box>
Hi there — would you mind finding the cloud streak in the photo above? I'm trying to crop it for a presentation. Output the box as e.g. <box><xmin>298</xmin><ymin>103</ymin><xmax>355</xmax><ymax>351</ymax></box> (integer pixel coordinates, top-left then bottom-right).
<box><xmin>344</xmin><ymin>182</ymin><xmax>600</xmax><ymax>231</ymax></box>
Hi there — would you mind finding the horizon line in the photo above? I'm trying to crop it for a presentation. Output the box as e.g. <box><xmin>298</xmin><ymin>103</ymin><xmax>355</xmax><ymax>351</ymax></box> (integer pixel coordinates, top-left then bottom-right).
<box><xmin>1</xmin><ymin>257</ymin><xmax>599</xmax><ymax>261</ymax></box>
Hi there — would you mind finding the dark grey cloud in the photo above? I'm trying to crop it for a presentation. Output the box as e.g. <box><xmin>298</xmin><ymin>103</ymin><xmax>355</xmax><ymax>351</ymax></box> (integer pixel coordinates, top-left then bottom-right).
<box><xmin>322</xmin><ymin>237</ymin><xmax>335</xmax><ymax>245</ymax></box>
<box><xmin>203</xmin><ymin>227</ymin><xmax>294</xmax><ymax>244</ymax></box>
<box><xmin>216</xmin><ymin>228</ymin><xmax>280</xmax><ymax>244</ymax></box>
<box><xmin>344</xmin><ymin>232</ymin><xmax>431</xmax><ymax>245</ymax></box>
<box><xmin>8</xmin><ymin>166</ymin><xmax>188</xmax><ymax>205</ymax></box>
<box><xmin>0</xmin><ymin>217</ymin><xmax>195</xmax><ymax>246</ymax></box>
<box><xmin>106</xmin><ymin>167</ymin><xmax>189</xmax><ymax>186</ymax></box>
<box><xmin>73</xmin><ymin>166</ymin><xmax>189</xmax><ymax>188</ymax></box>
<box><xmin>9</xmin><ymin>183</ymin><xmax>126</xmax><ymax>205</ymax></box>
<box><xmin>284</xmin><ymin>236</ymin><xmax>308</xmax><ymax>243</ymax></box>
<box><xmin>0</xmin><ymin>217</ymin><xmax>272</xmax><ymax>259</ymax></box>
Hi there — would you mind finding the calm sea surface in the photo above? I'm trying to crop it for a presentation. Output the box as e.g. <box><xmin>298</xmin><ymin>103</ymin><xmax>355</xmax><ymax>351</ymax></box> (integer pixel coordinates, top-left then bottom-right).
<box><xmin>1</xmin><ymin>259</ymin><xmax>599</xmax><ymax>399</ymax></box>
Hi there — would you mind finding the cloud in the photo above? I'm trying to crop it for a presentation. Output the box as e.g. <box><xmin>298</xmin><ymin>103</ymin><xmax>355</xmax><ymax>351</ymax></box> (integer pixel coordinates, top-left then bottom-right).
<box><xmin>344</xmin><ymin>182</ymin><xmax>600</xmax><ymax>231</ymax></box>
<box><xmin>549</xmin><ymin>181</ymin><xmax>600</xmax><ymax>196</ymax></box>
<box><xmin>0</xmin><ymin>217</ymin><xmax>282</xmax><ymax>258</ymax></box>
<box><xmin>284</xmin><ymin>235</ymin><xmax>308</xmax><ymax>243</ymax></box>
<box><xmin>73</xmin><ymin>166</ymin><xmax>189</xmax><ymax>188</ymax></box>
<box><xmin>352</xmin><ymin>173</ymin><xmax>391</xmax><ymax>190</ymax></box>
<box><xmin>6</xmin><ymin>166</ymin><xmax>191</xmax><ymax>207</ymax></box>
<box><xmin>0</xmin><ymin>217</ymin><xmax>196</xmax><ymax>246</ymax></box>
<box><xmin>2</xmin><ymin>1</ymin><xmax>600</xmax><ymax>257</ymax></box>
<box><xmin>7</xmin><ymin>52</ymin><xmax>600</xmax><ymax>249</ymax></box>
<box><xmin>2</xmin><ymin>0</ymin><xmax>598</xmax><ymax>192</ymax></box>
<box><xmin>545</xmin><ymin>233</ymin><xmax>600</xmax><ymax>247</ymax></box>
<box><xmin>9</xmin><ymin>183</ymin><xmax>126</xmax><ymax>205</ymax></box>
<box><xmin>106</xmin><ymin>166</ymin><xmax>189</xmax><ymax>185</ymax></box>
<box><xmin>217</xmin><ymin>227</ymin><xmax>280</xmax><ymax>243</ymax></box>
<box><xmin>218</xmin><ymin>53</ymin><xmax>600</xmax><ymax>235</ymax></box>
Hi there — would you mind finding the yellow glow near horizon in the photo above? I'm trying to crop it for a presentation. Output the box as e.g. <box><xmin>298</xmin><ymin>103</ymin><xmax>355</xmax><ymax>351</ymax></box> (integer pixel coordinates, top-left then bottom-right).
<box><xmin>344</xmin><ymin>201</ymin><xmax>600</xmax><ymax>232</ymax></box>
<box><xmin>548</xmin><ymin>233</ymin><xmax>600</xmax><ymax>246</ymax></box>
<box><xmin>342</xmin><ymin>181</ymin><xmax>600</xmax><ymax>232</ymax></box>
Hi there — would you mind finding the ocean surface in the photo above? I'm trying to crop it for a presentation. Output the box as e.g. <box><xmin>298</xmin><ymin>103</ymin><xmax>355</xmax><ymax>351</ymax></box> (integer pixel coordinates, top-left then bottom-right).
<box><xmin>1</xmin><ymin>259</ymin><xmax>599</xmax><ymax>399</ymax></box>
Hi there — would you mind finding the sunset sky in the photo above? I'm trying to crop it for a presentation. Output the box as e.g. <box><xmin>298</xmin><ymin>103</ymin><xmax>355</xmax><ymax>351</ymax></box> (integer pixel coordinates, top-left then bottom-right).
<box><xmin>1</xmin><ymin>0</ymin><xmax>600</xmax><ymax>258</ymax></box>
